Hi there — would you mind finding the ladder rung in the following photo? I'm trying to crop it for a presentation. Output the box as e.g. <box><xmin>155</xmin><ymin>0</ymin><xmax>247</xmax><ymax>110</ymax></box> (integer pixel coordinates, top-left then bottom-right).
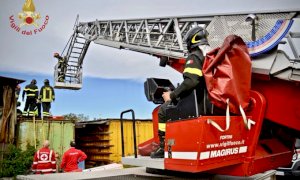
<box><xmin>67</xmin><ymin>67</ymin><xmax>77</xmax><ymax>70</ymax></box>
<box><xmin>73</xmin><ymin>47</ymin><xmax>83</xmax><ymax>49</ymax></box>
<box><xmin>68</xmin><ymin>60</ymin><xmax>78</xmax><ymax>63</ymax></box>
<box><xmin>65</xmin><ymin>73</ymin><xmax>79</xmax><ymax>76</ymax></box>
<box><xmin>71</xmin><ymin>52</ymin><xmax>82</xmax><ymax>54</ymax></box>
<box><xmin>65</xmin><ymin>70</ymin><xmax>76</xmax><ymax>73</ymax></box>
<box><xmin>66</xmin><ymin>71</ymin><xmax>77</xmax><ymax>74</ymax></box>
<box><xmin>66</xmin><ymin>70</ymin><xmax>77</xmax><ymax>73</ymax></box>
<box><xmin>70</xmin><ymin>56</ymin><xmax>79</xmax><ymax>59</ymax></box>
<box><xmin>65</xmin><ymin>75</ymin><xmax>76</xmax><ymax>77</ymax></box>
<box><xmin>68</xmin><ymin>65</ymin><xmax>79</xmax><ymax>67</ymax></box>
<box><xmin>66</xmin><ymin>72</ymin><xmax>77</xmax><ymax>74</ymax></box>
<box><xmin>67</xmin><ymin>67</ymin><xmax>78</xmax><ymax>70</ymax></box>
<box><xmin>67</xmin><ymin>64</ymin><xmax>78</xmax><ymax>67</ymax></box>
<box><xmin>75</xmin><ymin>41</ymin><xmax>85</xmax><ymax>44</ymax></box>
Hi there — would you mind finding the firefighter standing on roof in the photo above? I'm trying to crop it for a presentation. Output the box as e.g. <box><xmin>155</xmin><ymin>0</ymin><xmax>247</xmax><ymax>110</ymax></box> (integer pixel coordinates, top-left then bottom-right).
<box><xmin>151</xmin><ymin>26</ymin><xmax>212</xmax><ymax>158</ymax></box>
<box><xmin>39</xmin><ymin>79</ymin><xmax>55</xmax><ymax>118</ymax></box>
<box><xmin>32</xmin><ymin>140</ymin><xmax>56</xmax><ymax>174</ymax></box>
<box><xmin>22</xmin><ymin>79</ymin><xmax>39</xmax><ymax>117</ymax></box>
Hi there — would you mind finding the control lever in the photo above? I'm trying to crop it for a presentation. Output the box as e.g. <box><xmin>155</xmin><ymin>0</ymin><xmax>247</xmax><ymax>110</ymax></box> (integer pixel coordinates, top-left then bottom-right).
<box><xmin>163</xmin><ymin>87</ymin><xmax>177</xmax><ymax>107</ymax></box>
<box><xmin>163</xmin><ymin>87</ymin><xmax>171</xmax><ymax>92</ymax></box>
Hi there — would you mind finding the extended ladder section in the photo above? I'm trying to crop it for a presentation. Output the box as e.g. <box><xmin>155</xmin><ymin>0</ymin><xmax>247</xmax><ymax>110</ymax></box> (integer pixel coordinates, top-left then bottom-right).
<box><xmin>55</xmin><ymin>10</ymin><xmax>300</xmax><ymax>89</ymax></box>
<box><xmin>54</xmin><ymin>29</ymin><xmax>90</xmax><ymax>90</ymax></box>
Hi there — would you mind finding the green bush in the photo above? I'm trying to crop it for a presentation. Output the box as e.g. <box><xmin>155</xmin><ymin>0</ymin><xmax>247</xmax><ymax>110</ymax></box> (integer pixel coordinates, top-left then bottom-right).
<box><xmin>0</xmin><ymin>144</ymin><xmax>35</xmax><ymax>178</ymax></box>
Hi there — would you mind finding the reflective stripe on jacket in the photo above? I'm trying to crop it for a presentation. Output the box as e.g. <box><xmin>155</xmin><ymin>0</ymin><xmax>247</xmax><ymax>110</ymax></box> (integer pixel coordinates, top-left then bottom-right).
<box><xmin>32</xmin><ymin>147</ymin><xmax>56</xmax><ymax>174</ymax></box>
<box><xmin>22</xmin><ymin>84</ymin><xmax>38</xmax><ymax>99</ymax></box>
<box><xmin>39</xmin><ymin>85</ymin><xmax>55</xmax><ymax>102</ymax></box>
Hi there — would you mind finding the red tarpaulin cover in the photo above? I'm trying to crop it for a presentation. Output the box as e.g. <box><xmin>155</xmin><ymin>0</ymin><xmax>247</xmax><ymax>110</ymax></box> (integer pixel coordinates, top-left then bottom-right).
<box><xmin>203</xmin><ymin>35</ymin><xmax>252</xmax><ymax>114</ymax></box>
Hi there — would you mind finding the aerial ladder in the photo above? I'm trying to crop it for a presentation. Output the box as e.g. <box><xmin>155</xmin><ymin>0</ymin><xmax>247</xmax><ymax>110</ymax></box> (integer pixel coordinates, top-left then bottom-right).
<box><xmin>54</xmin><ymin>16</ymin><xmax>90</xmax><ymax>89</ymax></box>
<box><xmin>54</xmin><ymin>9</ymin><xmax>300</xmax><ymax>177</ymax></box>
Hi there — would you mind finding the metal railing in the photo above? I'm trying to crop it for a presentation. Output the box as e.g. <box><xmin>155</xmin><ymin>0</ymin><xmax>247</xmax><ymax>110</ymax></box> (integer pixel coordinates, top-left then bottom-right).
<box><xmin>120</xmin><ymin>109</ymin><xmax>137</xmax><ymax>158</ymax></box>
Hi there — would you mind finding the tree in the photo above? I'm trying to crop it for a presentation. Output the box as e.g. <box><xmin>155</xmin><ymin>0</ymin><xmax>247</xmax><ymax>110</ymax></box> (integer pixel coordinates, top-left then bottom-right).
<box><xmin>0</xmin><ymin>144</ymin><xmax>35</xmax><ymax>177</ymax></box>
<box><xmin>63</xmin><ymin>113</ymin><xmax>89</xmax><ymax>122</ymax></box>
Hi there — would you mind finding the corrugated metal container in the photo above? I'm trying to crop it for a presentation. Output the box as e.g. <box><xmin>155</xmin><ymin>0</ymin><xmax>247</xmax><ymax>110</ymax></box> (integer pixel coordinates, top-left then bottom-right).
<box><xmin>16</xmin><ymin>119</ymin><xmax>75</xmax><ymax>157</ymax></box>
<box><xmin>109</xmin><ymin>119</ymin><xmax>153</xmax><ymax>162</ymax></box>
<box><xmin>75</xmin><ymin>119</ymin><xmax>153</xmax><ymax>167</ymax></box>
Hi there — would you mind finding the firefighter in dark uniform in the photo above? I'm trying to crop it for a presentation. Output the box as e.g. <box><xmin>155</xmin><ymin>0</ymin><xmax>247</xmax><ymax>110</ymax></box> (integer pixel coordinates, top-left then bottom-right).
<box><xmin>151</xmin><ymin>26</ymin><xmax>211</xmax><ymax>158</ymax></box>
<box><xmin>54</xmin><ymin>53</ymin><xmax>67</xmax><ymax>82</ymax></box>
<box><xmin>22</xmin><ymin>79</ymin><xmax>39</xmax><ymax>117</ymax></box>
<box><xmin>39</xmin><ymin>79</ymin><xmax>55</xmax><ymax>118</ymax></box>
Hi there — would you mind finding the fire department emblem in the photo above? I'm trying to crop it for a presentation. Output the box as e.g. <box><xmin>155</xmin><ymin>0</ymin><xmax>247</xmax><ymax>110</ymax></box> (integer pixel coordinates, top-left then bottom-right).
<box><xmin>40</xmin><ymin>154</ymin><xmax>48</xmax><ymax>161</ymax></box>
<box><xmin>9</xmin><ymin>0</ymin><xmax>49</xmax><ymax>35</ymax></box>
<box><xmin>18</xmin><ymin>0</ymin><xmax>40</xmax><ymax>27</ymax></box>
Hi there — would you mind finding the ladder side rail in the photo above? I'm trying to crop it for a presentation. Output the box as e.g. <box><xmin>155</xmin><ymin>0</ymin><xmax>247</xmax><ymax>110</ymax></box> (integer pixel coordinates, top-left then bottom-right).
<box><xmin>92</xmin><ymin>38</ymin><xmax>185</xmax><ymax>59</ymax></box>
<box><xmin>65</xmin><ymin>31</ymin><xmax>77</xmax><ymax>62</ymax></box>
<box><xmin>64</xmin><ymin>35</ymin><xmax>76</xmax><ymax>82</ymax></box>
<box><xmin>80</xmin><ymin>8</ymin><xmax>299</xmax><ymax>24</ymax></box>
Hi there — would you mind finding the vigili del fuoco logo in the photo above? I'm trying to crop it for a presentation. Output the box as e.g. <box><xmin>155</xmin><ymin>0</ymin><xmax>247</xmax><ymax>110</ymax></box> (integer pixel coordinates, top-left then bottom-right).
<box><xmin>9</xmin><ymin>0</ymin><xmax>49</xmax><ymax>35</ymax></box>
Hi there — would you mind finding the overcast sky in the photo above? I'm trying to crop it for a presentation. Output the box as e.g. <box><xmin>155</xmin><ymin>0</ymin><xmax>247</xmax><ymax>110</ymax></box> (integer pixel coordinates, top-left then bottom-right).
<box><xmin>1</xmin><ymin>0</ymin><xmax>300</xmax><ymax>119</ymax></box>
<box><xmin>2</xmin><ymin>0</ymin><xmax>300</xmax><ymax>82</ymax></box>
